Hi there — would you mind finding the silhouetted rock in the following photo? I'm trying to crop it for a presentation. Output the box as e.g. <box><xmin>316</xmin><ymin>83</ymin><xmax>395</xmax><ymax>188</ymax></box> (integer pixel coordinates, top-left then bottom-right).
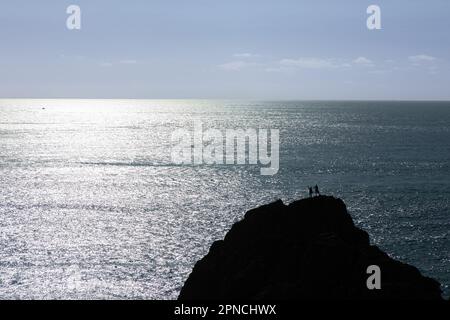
<box><xmin>179</xmin><ymin>196</ymin><xmax>444</xmax><ymax>300</ymax></box>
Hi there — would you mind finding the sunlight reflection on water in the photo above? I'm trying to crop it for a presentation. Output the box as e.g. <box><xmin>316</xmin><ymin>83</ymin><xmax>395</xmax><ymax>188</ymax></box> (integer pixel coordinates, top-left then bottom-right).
<box><xmin>0</xmin><ymin>99</ymin><xmax>449</xmax><ymax>299</ymax></box>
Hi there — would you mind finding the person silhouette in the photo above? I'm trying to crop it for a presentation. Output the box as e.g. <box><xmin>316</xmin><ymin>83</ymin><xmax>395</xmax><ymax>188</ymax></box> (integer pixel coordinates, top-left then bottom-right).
<box><xmin>308</xmin><ymin>186</ymin><xmax>313</xmax><ymax>198</ymax></box>
<box><xmin>314</xmin><ymin>185</ymin><xmax>320</xmax><ymax>197</ymax></box>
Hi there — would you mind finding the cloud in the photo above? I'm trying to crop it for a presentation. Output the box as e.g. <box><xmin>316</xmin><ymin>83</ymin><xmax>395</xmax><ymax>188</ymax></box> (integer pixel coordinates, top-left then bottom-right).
<box><xmin>263</xmin><ymin>57</ymin><xmax>358</xmax><ymax>73</ymax></box>
<box><xmin>278</xmin><ymin>57</ymin><xmax>340</xmax><ymax>69</ymax></box>
<box><xmin>59</xmin><ymin>54</ymin><xmax>85</xmax><ymax>61</ymax></box>
<box><xmin>369</xmin><ymin>69</ymin><xmax>391</xmax><ymax>75</ymax></box>
<box><xmin>428</xmin><ymin>65</ymin><xmax>438</xmax><ymax>75</ymax></box>
<box><xmin>99</xmin><ymin>60</ymin><xmax>138</xmax><ymax>67</ymax></box>
<box><xmin>353</xmin><ymin>56</ymin><xmax>374</xmax><ymax>67</ymax></box>
<box><xmin>408</xmin><ymin>54</ymin><xmax>436</xmax><ymax>64</ymax></box>
<box><xmin>233</xmin><ymin>53</ymin><xmax>260</xmax><ymax>58</ymax></box>
<box><xmin>265</xmin><ymin>67</ymin><xmax>285</xmax><ymax>73</ymax></box>
<box><xmin>218</xmin><ymin>55</ymin><xmax>442</xmax><ymax>75</ymax></box>
<box><xmin>120</xmin><ymin>59</ymin><xmax>138</xmax><ymax>64</ymax></box>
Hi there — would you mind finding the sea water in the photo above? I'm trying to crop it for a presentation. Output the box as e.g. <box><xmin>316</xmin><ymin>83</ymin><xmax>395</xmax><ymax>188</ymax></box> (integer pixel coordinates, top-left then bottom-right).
<box><xmin>0</xmin><ymin>99</ymin><xmax>448</xmax><ymax>299</ymax></box>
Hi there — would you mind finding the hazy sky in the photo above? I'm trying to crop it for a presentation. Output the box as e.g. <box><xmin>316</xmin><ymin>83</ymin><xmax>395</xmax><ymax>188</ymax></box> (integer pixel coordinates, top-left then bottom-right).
<box><xmin>1</xmin><ymin>0</ymin><xmax>449</xmax><ymax>100</ymax></box>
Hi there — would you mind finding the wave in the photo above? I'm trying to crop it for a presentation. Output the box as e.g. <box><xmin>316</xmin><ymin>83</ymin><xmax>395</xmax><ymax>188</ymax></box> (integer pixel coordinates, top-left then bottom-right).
<box><xmin>78</xmin><ymin>161</ymin><xmax>182</xmax><ymax>168</ymax></box>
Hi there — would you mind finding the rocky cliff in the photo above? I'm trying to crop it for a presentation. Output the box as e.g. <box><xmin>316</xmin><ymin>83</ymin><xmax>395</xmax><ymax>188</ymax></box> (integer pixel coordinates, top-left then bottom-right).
<box><xmin>179</xmin><ymin>196</ymin><xmax>443</xmax><ymax>300</ymax></box>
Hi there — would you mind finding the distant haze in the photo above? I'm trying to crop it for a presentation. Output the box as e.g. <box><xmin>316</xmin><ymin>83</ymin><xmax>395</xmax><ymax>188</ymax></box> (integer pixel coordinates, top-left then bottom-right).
<box><xmin>1</xmin><ymin>0</ymin><xmax>449</xmax><ymax>100</ymax></box>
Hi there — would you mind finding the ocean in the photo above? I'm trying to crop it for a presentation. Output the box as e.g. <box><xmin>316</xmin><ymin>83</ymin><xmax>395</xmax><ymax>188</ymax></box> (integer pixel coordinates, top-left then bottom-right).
<box><xmin>0</xmin><ymin>99</ymin><xmax>449</xmax><ymax>299</ymax></box>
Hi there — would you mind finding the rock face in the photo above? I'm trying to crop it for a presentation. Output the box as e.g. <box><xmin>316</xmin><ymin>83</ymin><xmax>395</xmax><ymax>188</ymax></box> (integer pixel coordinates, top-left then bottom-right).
<box><xmin>179</xmin><ymin>196</ymin><xmax>443</xmax><ymax>300</ymax></box>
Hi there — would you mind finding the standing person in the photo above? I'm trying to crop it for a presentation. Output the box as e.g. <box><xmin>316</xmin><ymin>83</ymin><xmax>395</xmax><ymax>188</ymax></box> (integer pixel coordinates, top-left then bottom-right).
<box><xmin>314</xmin><ymin>185</ymin><xmax>320</xmax><ymax>197</ymax></box>
<box><xmin>308</xmin><ymin>186</ymin><xmax>313</xmax><ymax>198</ymax></box>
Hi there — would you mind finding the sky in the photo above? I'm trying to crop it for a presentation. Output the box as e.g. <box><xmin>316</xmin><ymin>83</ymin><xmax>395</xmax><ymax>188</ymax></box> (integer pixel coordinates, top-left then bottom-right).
<box><xmin>0</xmin><ymin>0</ymin><xmax>449</xmax><ymax>100</ymax></box>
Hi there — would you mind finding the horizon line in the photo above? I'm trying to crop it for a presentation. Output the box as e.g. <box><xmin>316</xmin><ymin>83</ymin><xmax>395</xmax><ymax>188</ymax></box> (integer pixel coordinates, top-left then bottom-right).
<box><xmin>1</xmin><ymin>98</ymin><xmax>450</xmax><ymax>102</ymax></box>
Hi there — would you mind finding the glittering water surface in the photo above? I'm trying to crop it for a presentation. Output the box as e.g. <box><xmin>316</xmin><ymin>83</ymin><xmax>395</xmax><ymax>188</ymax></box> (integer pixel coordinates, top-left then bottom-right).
<box><xmin>0</xmin><ymin>99</ymin><xmax>449</xmax><ymax>299</ymax></box>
